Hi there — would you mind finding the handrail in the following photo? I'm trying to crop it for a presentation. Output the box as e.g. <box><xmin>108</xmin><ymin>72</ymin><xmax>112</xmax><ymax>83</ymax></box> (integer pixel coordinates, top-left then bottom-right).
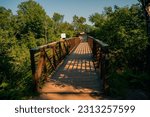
<box><xmin>30</xmin><ymin>39</ymin><xmax>77</xmax><ymax>53</ymax></box>
<box><xmin>88</xmin><ymin>36</ymin><xmax>108</xmax><ymax>50</ymax></box>
<box><xmin>30</xmin><ymin>37</ymin><xmax>80</xmax><ymax>91</ymax></box>
<box><xmin>88</xmin><ymin>36</ymin><xmax>109</xmax><ymax>92</ymax></box>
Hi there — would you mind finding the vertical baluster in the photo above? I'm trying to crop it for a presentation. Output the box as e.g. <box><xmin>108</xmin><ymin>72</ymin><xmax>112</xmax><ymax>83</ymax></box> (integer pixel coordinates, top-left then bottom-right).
<box><xmin>30</xmin><ymin>49</ymin><xmax>37</xmax><ymax>91</ymax></box>
<box><xmin>64</xmin><ymin>40</ymin><xmax>69</xmax><ymax>55</ymax></box>
<box><xmin>92</xmin><ymin>40</ymin><xmax>96</xmax><ymax>58</ymax></box>
<box><xmin>52</xmin><ymin>46</ymin><xmax>56</xmax><ymax>68</ymax></box>
<box><xmin>35</xmin><ymin>49</ymin><xmax>45</xmax><ymax>90</ymax></box>
<box><xmin>43</xmin><ymin>49</ymin><xmax>48</xmax><ymax>81</ymax></box>
<box><xmin>101</xmin><ymin>48</ymin><xmax>108</xmax><ymax>93</ymax></box>
<box><xmin>58</xmin><ymin>41</ymin><xmax>62</xmax><ymax>61</ymax></box>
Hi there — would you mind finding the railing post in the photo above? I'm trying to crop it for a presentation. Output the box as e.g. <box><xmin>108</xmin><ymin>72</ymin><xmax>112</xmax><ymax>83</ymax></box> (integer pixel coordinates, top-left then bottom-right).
<box><xmin>52</xmin><ymin>46</ymin><xmax>56</xmax><ymax>68</ymax></box>
<box><xmin>43</xmin><ymin>49</ymin><xmax>48</xmax><ymax>81</ymax></box>
<box><xmin>30</xmin><ymin>49</ymin><xmax>37</xmax><ymax>91</ymax></box>
<box><xmin>58</xmin><ymin>42</ymin><xmax>62</xmax><ymax>61</ymax></box>
<box><xmin>101</xmin><ymin>51</ymin><xmax>106</xmax><ymax>92</ymax></box>
<box><xmin>93</xmin><ymin>40</ymin><xmax>96</xmax><ymax>60</ymax></box>
<box><xmin>67</xmin><ymin>40</ymin><xmax>70</xmax><ymax>54</ymax></box>
<box><xmin>64</xmin><ymin>41</ymin><xmax>69</xmax><ymax>55</ymax></box>
<box><xmin>64</xmin><ymin>40</ymin><xmax>69</xmax><ymax>55</ymax></box>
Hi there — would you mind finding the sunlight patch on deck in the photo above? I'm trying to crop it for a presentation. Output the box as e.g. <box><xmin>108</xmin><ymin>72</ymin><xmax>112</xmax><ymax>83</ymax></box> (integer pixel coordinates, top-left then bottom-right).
<box><xmin>38</xmin><ymin>42</ymin><xmax>103</xmax><ymax>100</ymax></box>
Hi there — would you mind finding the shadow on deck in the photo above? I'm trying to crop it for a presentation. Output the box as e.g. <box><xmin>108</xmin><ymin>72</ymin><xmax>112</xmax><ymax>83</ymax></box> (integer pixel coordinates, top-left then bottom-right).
<box><xmin>36</xmin><ymin>42</ymin><xmax>104</xmax><ymax>100</ymax></box>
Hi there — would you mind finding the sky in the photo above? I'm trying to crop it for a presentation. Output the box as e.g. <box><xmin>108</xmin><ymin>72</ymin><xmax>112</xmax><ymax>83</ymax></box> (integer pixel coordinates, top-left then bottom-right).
<box><xmin>0</xmin><ymin>0</ymin><xmax>138</xmax><ymax>24</ymax></box>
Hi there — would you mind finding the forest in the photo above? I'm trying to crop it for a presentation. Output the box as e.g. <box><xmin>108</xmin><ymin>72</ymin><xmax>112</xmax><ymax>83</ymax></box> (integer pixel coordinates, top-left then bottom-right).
<box><xmin>0</xmin><ymin>0</ymin><xmax>150</xmax><ymax>99</ymax></box>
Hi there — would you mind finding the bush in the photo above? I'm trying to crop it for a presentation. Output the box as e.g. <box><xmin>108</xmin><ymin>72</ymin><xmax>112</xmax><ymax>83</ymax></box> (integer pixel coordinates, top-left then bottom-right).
<box><xmin>108</xmin><ymin>69</ymin><xmax>150</xmax><ymax>99</ymax></box>
<box><xmin>0</xmin><ymin>35</ymin><xmax>36</xmax><ymax>99</ymax></box>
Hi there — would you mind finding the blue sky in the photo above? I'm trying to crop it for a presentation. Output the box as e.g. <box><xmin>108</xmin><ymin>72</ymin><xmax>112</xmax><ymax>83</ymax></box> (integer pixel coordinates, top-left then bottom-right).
<box><xmin>0</xmin><ymin>0</ymin><xmax>138</xmax><ymax>24</ymax></box>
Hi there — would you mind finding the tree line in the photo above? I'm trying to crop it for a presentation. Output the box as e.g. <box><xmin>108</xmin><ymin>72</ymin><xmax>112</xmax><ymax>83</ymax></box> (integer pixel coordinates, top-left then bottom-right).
<box><xmin>0</xmin><ymin>0</ymin><xmax>91</xmax><ymax>99</ymax></box>
<box><xmin>89</xmin><ymin>4</ymin><xmax>150</xmax><ymax>99</ymax></box>
<box><xmin>0</xmin><ymin>0</ymin><xmax>149</xmax><ymax>99</ymax></box>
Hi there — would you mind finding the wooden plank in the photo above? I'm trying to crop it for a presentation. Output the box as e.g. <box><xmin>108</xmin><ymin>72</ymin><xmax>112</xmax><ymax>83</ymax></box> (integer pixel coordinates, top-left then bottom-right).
<box><xmin>38</xmin><ymin>42</ymin><xmax>103</xmax><ymax>99</ymax></box>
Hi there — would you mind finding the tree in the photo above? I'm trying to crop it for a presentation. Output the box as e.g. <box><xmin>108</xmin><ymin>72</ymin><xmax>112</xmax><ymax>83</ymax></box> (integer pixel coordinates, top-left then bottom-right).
<box><xmin>89</xmin><ymin>12</ymin><xmax>106</xmax><ymax>27</ymax></box>
<box><xmin>72</xmin><ymin>15</ymin><xmax>86</xmax><ymax>33</ymax></box>
<box><xmin>89</xmin><ymin>4</ymin><xmax>150</xmax><ymax>99</ymax></box>
<box><xmin>52</xmin><ymin>12</ymin><xmax>64</xmax><ymax>23</ymax></box>
<box><xmin>16</xmin><ymin>0</ymin><xmax>47</xmax><ymax>39</ymax></box>
<box><xmin>0</xmin><ymin>0</ymin><xmax>77</xmax><ymax>99</ymax></box>
<box><xmin>89</xmin><ymin>4</ymin><xmax>148</xmax><ymax>70</ymax></box>
<box><xmin>0</xmin><ymin>7</ymin><xmax>12</xmax><ymax>30</ymax></box>
<box><xmin>59</xmin><ymin>22</ymin><xmax>74</xmax><ymax>37</ymax></box>
<box><xmin>103</xmin><ymin>6</ymin><xmax>113</xmax><ymax>15</ymax></box>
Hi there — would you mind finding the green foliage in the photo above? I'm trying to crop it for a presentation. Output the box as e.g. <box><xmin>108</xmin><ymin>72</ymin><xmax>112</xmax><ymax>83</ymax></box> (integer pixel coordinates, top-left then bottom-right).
<box><xmin>108</xmin><ymin>71</ymin><xmax>129</xmax><ymax>98</ymax></box>
<box><xmin>89</xmin><ymin>4</ymin><xmax>150</xmax><ymax>99</ymax></box>
<box><xmin>17</xmin><ymin>0</ymin><xmax>47</xmax><ymax>39</ymax></box>
<box><xmin>0</xmin><ymin>36</ymin><xmax>36</xmax><ymax>99</ymax></box>
<box><xmin>89</xmin><ymin>4</ymin><xmax>148</xmax><ymax>70</ymax></box>
<box><xmin>108</xmin><ymin>69</ymin><xmax>150</xmax><ymax>99</ymax></box>
<box><xmin>59</xmin><ymin>22</ymin><xmax>75</xmax><ymax>37</ymax></box>
<box><xmin>2</xmin><ymin>0</ymin><xmax>149</xmax><ymax>99</ymax></box>
<box><xmin>0</xmin><ymin>0</ymin><xmax>78</xmax><ymax>99</ymax></box>
<box><xmin>21</xmin><ymin>31</ymin><xmax>37</xmax><ymax>48</ymax></box>
<box><xmin>0</xmin><ymin>0</ymin><xmax>46</xmax><ymax>99</ymax></box>
<box><xmin>72</xmin><ymin>15</ymin><xmax>87</xmax><ymax>33</ymax></box>
<box><xmin>52</xmin><ymin>12</ymin><xmax>64</xmax><ymax>23</ymax></box>
<box><xmin>89</xmin><ymin>13</ymin><xmax>106</xmax><ymax>27</ymax></box>
<box><xmin>0</xmin><ymin>6</ymin><xmax>12</xmax><ymax>30</ymax></box>
<box><xmin>36</xmin><ymin>38</ymin><xmax>45</xmax><ymax>46</ymax></box>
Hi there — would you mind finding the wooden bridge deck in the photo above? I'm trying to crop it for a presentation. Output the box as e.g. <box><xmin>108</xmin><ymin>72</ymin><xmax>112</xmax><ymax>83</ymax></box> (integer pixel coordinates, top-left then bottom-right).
<box><xmin>37</xmin><ymin>42</ymin><xmax>103</xmax><ymax>100</ymax></box>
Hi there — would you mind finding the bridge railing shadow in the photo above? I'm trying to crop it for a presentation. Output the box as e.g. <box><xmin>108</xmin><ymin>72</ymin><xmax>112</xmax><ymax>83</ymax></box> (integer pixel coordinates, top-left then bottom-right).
<box><xmin>29</xmin><ymin>36</ymin><xmax>109</xmax><ymax>95</ymax></box>
<box><xmin>30</xmin><ymin>37</ymin><xmax>80</xmax><ymax>91</ymax></box>
<box><xmin>88</xmin><ymin>36</ymin><xmax>109</xmax><ymax>93</ymax></box>
<box><xmin>50</xmin><ymin>48</ymin><xmax>101</xmax><ymax>91</ymax></box>
<box><xmin>37</xmin><ymin>42</ymin><xmax>104</xmax><ymax>99</ymax></box>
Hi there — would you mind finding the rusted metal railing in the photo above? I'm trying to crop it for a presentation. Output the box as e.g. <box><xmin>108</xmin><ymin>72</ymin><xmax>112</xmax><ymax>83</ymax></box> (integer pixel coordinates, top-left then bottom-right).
<box><xmin>30</xmin><ymin>37</ymin><xmax>80</xmax><ymax>90</ymax></box>
<box><xmin>88</xmin><ymin>36</ymin><xmax>109</xmax><ymax>92</ymax></box>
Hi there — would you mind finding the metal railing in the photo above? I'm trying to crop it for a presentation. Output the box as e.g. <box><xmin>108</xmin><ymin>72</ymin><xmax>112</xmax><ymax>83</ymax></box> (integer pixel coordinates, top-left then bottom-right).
<box><xmin>88</xmin><ymin>36</ymin><xmax>109</xmax><ymax>92</ymax></box>
<box><xmin>30</xmin><ymin>37</ymin><xmax>80</xmax><ymax>90</ymax></box>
